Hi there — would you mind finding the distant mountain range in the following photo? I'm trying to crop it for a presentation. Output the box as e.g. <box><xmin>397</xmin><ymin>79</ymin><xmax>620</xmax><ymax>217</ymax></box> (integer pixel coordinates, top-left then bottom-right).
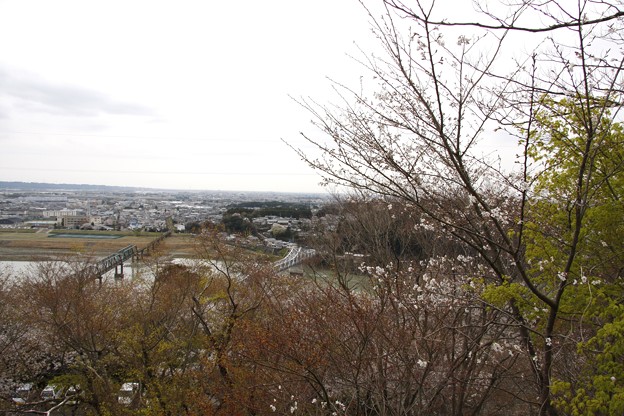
<box><xmin>0</xmin><ymin>181</ymin><xmax>326</xmax><ymax>198</ymax></box>
<box><xmin>0</xmin><ymin>181</ymin><xmax>148</xmax><ymax>192</ymax></box>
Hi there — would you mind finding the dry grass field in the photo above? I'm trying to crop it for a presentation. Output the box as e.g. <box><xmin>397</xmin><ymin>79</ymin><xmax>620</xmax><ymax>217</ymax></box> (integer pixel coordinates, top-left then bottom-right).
<box><xmin>0</xmin><ymin>229</ymin><xmax>198</xmax><ymax>261</ymax></box>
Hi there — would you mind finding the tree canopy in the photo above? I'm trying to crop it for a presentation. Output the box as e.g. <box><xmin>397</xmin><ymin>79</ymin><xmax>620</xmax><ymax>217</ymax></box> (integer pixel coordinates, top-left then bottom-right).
<box><xmin>294</xmin><ymin>0</ymin><xmax>624</xmax><ymax>414</ymax></box>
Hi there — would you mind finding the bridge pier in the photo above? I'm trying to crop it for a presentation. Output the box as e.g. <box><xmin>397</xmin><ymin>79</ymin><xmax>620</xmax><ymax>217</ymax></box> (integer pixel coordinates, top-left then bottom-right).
<box><xmin>114</xmin><ymin>263</ymin><xmax>124</xmax><ymax>279</ymax></box>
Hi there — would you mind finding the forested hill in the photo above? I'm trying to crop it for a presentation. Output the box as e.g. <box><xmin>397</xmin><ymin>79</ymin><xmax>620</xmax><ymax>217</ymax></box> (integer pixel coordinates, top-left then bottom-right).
<box><xmin>226</xmin><ymin>201</ymin><xmax>314</xmax><ymax>219</ymax></box>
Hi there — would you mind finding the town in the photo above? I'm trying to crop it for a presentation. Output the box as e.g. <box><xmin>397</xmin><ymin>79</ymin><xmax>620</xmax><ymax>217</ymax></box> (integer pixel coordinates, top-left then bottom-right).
<box><xmin>0</xmin><ymin>182</ymin><xmax>330</xmax><ymax>255</ymax></box>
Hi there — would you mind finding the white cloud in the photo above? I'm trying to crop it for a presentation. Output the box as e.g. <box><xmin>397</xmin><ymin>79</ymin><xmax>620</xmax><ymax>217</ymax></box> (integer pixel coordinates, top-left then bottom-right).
<box><xmin>0</xmin><ymin>67</ymin><xmax>154</xmax><ymax>116</ymax></box>
<box><xmin>0</xmin><ymin>0</ymin><xmax>376</xmax><ymax>192</ymax></box>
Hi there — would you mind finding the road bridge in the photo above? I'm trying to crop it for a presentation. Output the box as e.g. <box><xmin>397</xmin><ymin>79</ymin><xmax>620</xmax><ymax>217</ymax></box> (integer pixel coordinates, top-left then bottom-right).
<box><xmin>273</xmin><ymin>246</ymin><xmax>316</xmax><ymax>273</ymax></box>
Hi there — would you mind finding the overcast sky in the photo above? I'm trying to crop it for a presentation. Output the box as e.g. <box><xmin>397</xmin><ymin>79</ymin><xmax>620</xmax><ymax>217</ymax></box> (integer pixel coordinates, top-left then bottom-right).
<box><xmin>0</xmin><ymin>0</ymin><xmax>378</xmax><ymax>193</ymax></box>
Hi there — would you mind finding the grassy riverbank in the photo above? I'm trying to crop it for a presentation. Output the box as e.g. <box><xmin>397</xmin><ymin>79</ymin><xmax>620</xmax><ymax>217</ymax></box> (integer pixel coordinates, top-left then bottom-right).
<box><xmin>0</xmin><ymin>229</ymin><xmax>197</xmax><ymax>261</ymax></box>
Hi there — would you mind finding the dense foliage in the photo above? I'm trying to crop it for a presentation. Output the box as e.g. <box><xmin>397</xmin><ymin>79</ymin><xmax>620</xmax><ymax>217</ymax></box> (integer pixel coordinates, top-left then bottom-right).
<box><xmin>226</xmin><ymin>201</ymin><xmax>313</xmax><ymax>220</ymax></box>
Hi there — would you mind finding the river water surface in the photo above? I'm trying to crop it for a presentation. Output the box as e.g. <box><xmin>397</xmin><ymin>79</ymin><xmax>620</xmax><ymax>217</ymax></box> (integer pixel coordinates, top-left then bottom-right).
<box><xmin>0</xmin><ymin>260</ymin><xmax>160</xmax><ymax>282</ymax></box>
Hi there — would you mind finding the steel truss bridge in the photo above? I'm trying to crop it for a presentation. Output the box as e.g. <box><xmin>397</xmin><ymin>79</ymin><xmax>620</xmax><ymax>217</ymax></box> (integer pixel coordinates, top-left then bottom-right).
<box><xmin>273</xmin><ymin>246</ymin><xmax>316</xmax><ymax>273</ymax></box>
<box><xmin>88</xmin><ymin>232</ymin><xmax>171</xmax><ymax>280</ymax></box>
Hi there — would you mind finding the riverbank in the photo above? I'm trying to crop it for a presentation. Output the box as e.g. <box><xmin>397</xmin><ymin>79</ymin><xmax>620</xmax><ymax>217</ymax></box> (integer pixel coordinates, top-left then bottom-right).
<box><xmin>0</xmin><ymin>229</ymin><xmax>197</xmax><ymax>261</ymax></box>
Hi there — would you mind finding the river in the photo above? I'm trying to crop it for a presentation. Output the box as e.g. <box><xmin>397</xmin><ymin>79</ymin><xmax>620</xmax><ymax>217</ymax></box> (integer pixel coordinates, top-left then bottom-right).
<box><xmin>0</xmin><ymin>258</ymin><xmax>221</xmax><ymax>284</ymax></box>
<box><xmin>0</xmin><ymin>260</ymin><xmax>159</xmax><ymax>283</ymax></box>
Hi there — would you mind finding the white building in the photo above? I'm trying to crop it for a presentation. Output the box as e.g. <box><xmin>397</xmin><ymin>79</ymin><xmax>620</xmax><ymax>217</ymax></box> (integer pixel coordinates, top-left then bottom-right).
<box><xmin>43</xmin><ymin>209</ymin><xmax>80</xmax><ymax>218</ymax></box>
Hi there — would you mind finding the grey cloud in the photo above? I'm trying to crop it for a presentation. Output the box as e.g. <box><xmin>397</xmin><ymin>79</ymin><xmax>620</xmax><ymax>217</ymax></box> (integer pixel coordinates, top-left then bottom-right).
<box><xmin>0</xmin><ymin>67</ymin><xmax>154</xmax><ymax>117</ymax></box>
